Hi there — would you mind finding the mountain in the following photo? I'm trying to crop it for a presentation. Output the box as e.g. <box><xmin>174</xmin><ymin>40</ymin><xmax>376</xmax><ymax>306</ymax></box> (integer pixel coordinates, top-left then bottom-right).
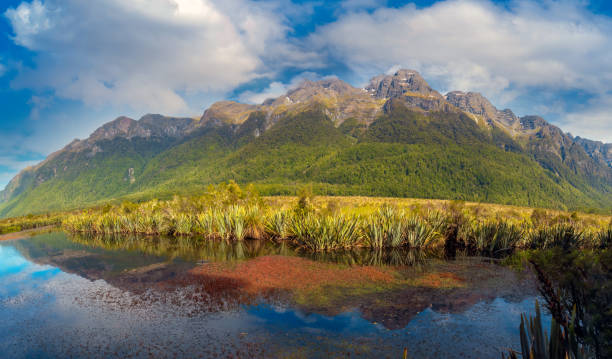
<box><xmin>1</xmin><ymin>70</ymin><xmax>611</xmax><ymax>217</ymax></box>
<box><xmin>574</xmin><ymin>137</ymin><xmax>612</xmax><ymax>168</ymax></box>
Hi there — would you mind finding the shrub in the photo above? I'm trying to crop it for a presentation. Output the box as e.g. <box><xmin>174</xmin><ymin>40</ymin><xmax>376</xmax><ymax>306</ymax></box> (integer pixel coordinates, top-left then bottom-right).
<box><xmin>465</xmin><ymin>220</ymin><xmax>523</xmax><ymax>256</ymax></box>
<box><xmin>362</xmin><ymin>206</ymin><xmax>405</xmax><ymax>248</ymax></box>
<box><xmin>524</xmin><ymin>224</ymin><xmax>583</xmax><ymax>250</ymax></box>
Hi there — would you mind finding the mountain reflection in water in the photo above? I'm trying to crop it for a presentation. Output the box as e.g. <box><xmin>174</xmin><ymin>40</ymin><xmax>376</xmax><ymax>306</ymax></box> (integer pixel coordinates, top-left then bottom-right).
<box><xmin>0</xmin><ymin>231</ymin><xmax>544</xmax><ymax>358</ymax></box>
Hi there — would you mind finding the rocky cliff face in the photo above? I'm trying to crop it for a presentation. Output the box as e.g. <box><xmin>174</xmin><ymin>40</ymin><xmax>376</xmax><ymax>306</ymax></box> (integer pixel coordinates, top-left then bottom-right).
<box><xmin>444</xmin><ymin>91</ymin><xmax>611</xmax><ymax>180</ymax></box>
<box><xmin>1</xmin><ymin>69</ymin><xmax>611</xmax><ymax>214</ymax></box>
<box><xmin>445</xmin><ymin>91</ymin><xmax>521</xmax><ymax>132</ymax></box>
<box><xmin>201</xmin><ymin>77</ymin><xmax>385</xmax><ymax>129</ymax></box>
<box><xmin>86</xmin><ymin>114</ymin><xmax>195</xmax><ymax>143</ymax></box>
<box><xmin>61</xmin><ymin>114</ymin><xmax>197</xmax><ymax>157</ymax></box>
<box><xmin>201</xmin><ymin>101</ymin><xmax>257</xmax><ymax>126</ymax></box>
<box><xmin>367</xmin><ymin>70</ymin><xmax>455</xmax><ymax>113</ymax></box>
<box><xmin>366</xmin><ymin>69</ymin><xmax>443</xmax><ymax>99</ymax></box>
<box><xmin>575</xmin><ymin>137</ymin><xmax>612</xmax><ymax>168</ymax></box>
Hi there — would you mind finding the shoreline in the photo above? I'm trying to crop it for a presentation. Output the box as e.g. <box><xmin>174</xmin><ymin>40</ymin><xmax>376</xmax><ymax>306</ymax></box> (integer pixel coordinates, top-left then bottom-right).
<box><xmin>0</xmin><ymin>225</ymin><xmax>58</xmax><ymax>241</ymax></box>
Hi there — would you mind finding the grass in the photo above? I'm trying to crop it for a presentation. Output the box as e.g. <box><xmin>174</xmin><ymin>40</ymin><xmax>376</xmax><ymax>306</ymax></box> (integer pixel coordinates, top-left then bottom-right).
<box><xmin>60</xmin><ymin>182</ymin><xmax>612</xmax><ymax>255</ymax></box>
<box><xmin>4</xmin><ymin>103</ymin><xmax>612</xmax><ymax>220</ymax></box>
<box><xmin>0</xmin><ymin>212</ymin><xmax>64</xmax><ymax>236</ymax></box>
<box><xmin>461</xmin><ymin>220</ymin><xmax>523</xmax><ymax>256</ymax></box>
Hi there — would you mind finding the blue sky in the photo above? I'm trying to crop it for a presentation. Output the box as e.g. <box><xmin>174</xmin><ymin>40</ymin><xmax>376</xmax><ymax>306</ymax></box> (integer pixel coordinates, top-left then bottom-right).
<box><xmin>1</xmin><ymin>0</ymin><xmax>612</xmax><ymax>189</ymax></box>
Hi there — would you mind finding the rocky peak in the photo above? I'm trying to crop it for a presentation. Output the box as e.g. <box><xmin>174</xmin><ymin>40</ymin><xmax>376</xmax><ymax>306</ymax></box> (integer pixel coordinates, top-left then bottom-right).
<box><xmin>519</xmin><ymin>116</ymin><xmax>548</xmax><ymax>131</ymax></box>
<box><xmin>201</xmin><ymin>101</ymin><xmax>257</xmax><ymax>126</ymax></box>
<box><xmin>89</xmin><ymin>116</ymin><xmax>137</xmax><ymax>141</ymax></box>
<box><xmin>445</xmin><ymin>92</ymin><xmax>497</xmax><ymax>121</ymax></box>
<box><xmin>295</xmin><ymin>78</ymin><xmax>356</xmax><ymax>95</ymax></box>
<box><xmin>85</xmin><ymin>114</ymin><xmax>196</xmax><ymax>147</ymax></box>
<box><xmin>519</xmin><ymin>115</ymin><xmax>576</xmax><ymax>160</ymax></box>
<box><xmin>137</xmin><ymin>114</ymin><xmax>196</xmax><ymax>137</ymax></box>
<box><xmin>445</xmin><ymin>91</ymin><xmax>519</xmax><ymax>130</ymax></box>
<box><xmin>266</xmin><ymin>78</ymin><xmax>363</xmax><ymax>107</ymax></box>
<box><xmin>366</xmin><ymin>69</ymin><xmax>442</xmax><ymax>99</ymax></box>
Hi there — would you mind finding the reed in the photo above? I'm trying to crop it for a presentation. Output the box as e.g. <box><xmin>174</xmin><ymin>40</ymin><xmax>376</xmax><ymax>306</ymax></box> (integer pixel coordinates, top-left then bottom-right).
<box><xmin>464</xmin><ymin>220</ymin><xmax>523</xmax><ymax>256</ymax></box>
<box><xmin>404</xmin><ymin>215</ymin><xmax>438</xmax><ymax>248</ymax></box>
<box><xmin>61</xmin><ymin>182</ymin><xmax>611</xmax><ymax>254</ymax></box>
<box><xmin>289</xmin><ymin>214</ymin><xmax>362</xmax><ymax>251</ymax></box>
<box><xmin>264</xmin><ymin>210</ymin><xmax>291</xmax><ymax>239</ymax></box>
<box><xmin>362</xmin><ymin>206</ymin><xmax>405</xmax><ymax>248</ymax></box>
<box><xmin>524</xmin><ymin>224</ymin><xmax>584</xmax><ymax>250</ymax></box>
<box><xmin>594</xmin><ymin>227</ymin><xmax>612</xmax><ymax>249</ymax></box>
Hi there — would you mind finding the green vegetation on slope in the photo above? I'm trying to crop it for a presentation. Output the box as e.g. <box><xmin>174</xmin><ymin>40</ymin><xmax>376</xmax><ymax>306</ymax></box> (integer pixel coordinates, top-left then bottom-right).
<box><xmin>2</xmin><ymin>104</ymin><xmax>612</xmax><ymax>217</ymax></box>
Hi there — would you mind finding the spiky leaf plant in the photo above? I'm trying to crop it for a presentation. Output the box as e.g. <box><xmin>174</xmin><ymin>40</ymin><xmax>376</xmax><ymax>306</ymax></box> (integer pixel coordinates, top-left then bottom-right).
<box><xmin>503</xmin><ymin>301</ymin><xmax>587</xmax><ymax>359</ymax></box>
<box><xmin>405</xmin><ymin>215</ymin><xmax>437</xmax><ymax>248</ymax></box>
<box><xmin>525</xmin><ymin>224</ymin><xmax>583</xmax><ymax>250</ymax></box>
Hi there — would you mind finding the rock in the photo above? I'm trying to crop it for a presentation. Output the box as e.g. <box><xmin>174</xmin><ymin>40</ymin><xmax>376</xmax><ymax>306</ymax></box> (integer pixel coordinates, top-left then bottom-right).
<box><xmin>366</xmin><ymin>69</ymin><xmax>443</xmax><ymax>99</ymax></box>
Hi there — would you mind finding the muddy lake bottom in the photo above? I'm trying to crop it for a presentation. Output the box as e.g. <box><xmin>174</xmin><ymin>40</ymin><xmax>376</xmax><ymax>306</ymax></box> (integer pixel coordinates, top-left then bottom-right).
<box><xmin>0</xmin><ymin>231</ymin><xmax>548</xmax><ymax>358</ymax></box>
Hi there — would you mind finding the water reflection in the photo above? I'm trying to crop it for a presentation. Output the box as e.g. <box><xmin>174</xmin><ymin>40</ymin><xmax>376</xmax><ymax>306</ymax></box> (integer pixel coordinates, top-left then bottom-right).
<box><xmin>0</xmin><ymin>231</ymin><xmax>545</xmax><ymax>358</ymax></box>
<box><xmin>302</xmin><ymin>246</ymin><xmax>431</xmax><ymax>267</ymax></box>
<box><xmin>67</xmin><ymin>231</ymin><xmax>436</xmax><ymax>267</ymax></box>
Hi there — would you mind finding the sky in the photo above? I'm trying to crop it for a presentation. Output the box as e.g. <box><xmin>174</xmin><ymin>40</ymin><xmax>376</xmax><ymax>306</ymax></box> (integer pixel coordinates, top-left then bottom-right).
<box><xmin>1</xmin><ymin>0</ymin><xmax>612</xmax><ymax>188</ymax></box>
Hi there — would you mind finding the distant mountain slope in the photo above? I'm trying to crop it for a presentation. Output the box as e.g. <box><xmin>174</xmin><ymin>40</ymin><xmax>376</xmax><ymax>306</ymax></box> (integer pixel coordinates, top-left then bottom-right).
<box><xmin>574</xmin><ymin>137</ymin><xmax>612</xmax><ymax>168</ymax></box>
<box><xmin>1</xmin><ymin>70</ymin><xmax>611</xmax><ymax>217</ymax></box>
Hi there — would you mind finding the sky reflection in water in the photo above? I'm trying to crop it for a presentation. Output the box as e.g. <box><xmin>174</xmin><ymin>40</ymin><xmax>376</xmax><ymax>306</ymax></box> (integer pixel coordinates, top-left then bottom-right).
<box><xmin>0</xmin><ymin>232</ymin><xmax>547</xmax><ymax>358</ymax></box>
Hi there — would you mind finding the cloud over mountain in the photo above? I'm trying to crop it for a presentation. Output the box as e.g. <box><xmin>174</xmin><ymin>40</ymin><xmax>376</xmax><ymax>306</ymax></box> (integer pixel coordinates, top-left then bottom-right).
<box><xmin>5</xmin><ymin>0</ymin><xmax>315</xmax><ymax>114</ymax></box>
<box><xmin>2</xmin><ymin>0</ymin><xmax>612</xmax><ymax>188</ymax></box>
<box><xmin>310</xmin><ymin>0</ymin><xmax>612</xmax><ymax>139</ymax></box>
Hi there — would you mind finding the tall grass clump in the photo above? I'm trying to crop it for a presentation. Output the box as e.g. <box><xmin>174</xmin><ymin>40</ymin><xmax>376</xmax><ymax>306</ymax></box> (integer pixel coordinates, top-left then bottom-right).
<box><xmin>464</xmin><ymin>220</ymin><xmax>523</xmax><ymax>256</ymax></box>
<box><xmin>173</xmin><ymin>213</ymin><xmax>193</xmax><ymax>236</ymax></box>
<box><xmin>289</xmin><ymin>214</ymin><xmax>361</xmax><ymax>251</ymax></box>
<box><xmin>0</xmin><ymin>212</ymin><xmax>64</xmax><ymax>234</ymax></box>
<box><xmin>594</xmin><ymin>227</ymin><xmax>612</xmax><ymax>249</ymax></box>
<box><xmin>524</xmin><ymin>224</ymin><xmax>584</xmax><ymax>250</ymax></box>
<box><xmin>362</xmin><ymin>206</ymin><xmax>405</xmax><ymax>248</ymax></box>
<box><xmin>264</xmin><ymin>210</ymin><xmax>291</xmax><ymax>239</ymax></box>
<box><xmin>62</xmin><ymin>181</ymin><xmax>265</xmax><ymax>239</ymax></box>
<box><xmin>61</xmin><ymin>181</ymin><xmax>612</xmax><ymax>254</ymax></box>
<box><xmin>404</xmin><ymin>215</ymin><xmax>439</xmax><ymax>248</ymax></box>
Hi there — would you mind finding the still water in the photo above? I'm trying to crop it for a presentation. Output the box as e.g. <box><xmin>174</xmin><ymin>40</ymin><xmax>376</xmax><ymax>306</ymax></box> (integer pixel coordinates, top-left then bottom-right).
<box><xmin>0</xmin><ymin>231</ymin><xmax>547</xmax><ymax>358</ymax></box>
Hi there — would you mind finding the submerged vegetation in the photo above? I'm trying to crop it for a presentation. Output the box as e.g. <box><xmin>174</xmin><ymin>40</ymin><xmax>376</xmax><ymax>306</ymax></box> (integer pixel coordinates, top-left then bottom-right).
<box><xmin>62</xmin><ymin>182</ymin><xmax>612</xmax><ymax>254</ymax></box>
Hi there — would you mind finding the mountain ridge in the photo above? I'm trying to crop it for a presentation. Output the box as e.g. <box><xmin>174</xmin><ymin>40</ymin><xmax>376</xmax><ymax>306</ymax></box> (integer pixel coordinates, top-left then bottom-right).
<box><xmin>1</xmin><ymin>69</ymin><xmax>611</xmax><ymax>217</ymax></box>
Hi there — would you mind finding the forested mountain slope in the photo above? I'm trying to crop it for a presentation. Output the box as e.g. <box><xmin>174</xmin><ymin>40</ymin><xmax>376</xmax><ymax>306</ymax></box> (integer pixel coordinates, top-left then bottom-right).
<box><xmin>1</xmin><ymin>70</ymin><xmax>611</xmax><ymax>217</ymax></box>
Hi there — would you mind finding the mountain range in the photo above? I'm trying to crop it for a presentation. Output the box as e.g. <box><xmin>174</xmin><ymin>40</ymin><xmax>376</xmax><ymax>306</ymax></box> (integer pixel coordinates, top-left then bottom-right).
<box><xmin>1</xmin><ymin>69</ymin><xmax>611</xmax><ymax>217</ymax></box>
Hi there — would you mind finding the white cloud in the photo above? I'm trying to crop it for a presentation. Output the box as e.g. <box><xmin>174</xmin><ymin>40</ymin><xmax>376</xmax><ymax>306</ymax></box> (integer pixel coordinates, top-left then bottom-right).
<box><xmin>4</xmin><ymin>0</ymin><xmax>612</xmax><ymax>146</ymax></box>
<box><xmin>239</xmin><ymin>81</ymin><xmax>288</xmax><ymax>104</ymax></box>
<box><xmin>0</xmin><ymin>154</ymin><xmax>44</xmax><ymax>188</ymax></box>
<box><xmin>4</xmin><ymin>0</ymin><xmax>314</xmax><ymax>115</ymax></box>
<box><xmin>312</xmin><ymin>0</ymin><xmax>612</xmax><ymax>111</ymax></box>
<box><xmin>27</xmin><ymin>95</ymin><xmax>52</xmax><ymax>121</ymax></box>
<box><xmin>237</xmin><ymin>72</ymin><xmax>325</xmax><ymax>104</ymax></box>
<box><xmin>4</xmin><ymin>0</ymin><xmax>50</xmax><ymax>48</ymax></box>
<box><xmin>560</xmin><ymin>95</ymin><xmax>612</xmax><ymax>143</ymax></box>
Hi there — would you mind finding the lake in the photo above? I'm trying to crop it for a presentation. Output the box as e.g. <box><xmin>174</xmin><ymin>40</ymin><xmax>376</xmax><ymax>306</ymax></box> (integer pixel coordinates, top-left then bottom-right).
<box><xmin>0</xmin><ymin>231</ymin><xmax>547</xmax><ymax>358</ymax></box>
